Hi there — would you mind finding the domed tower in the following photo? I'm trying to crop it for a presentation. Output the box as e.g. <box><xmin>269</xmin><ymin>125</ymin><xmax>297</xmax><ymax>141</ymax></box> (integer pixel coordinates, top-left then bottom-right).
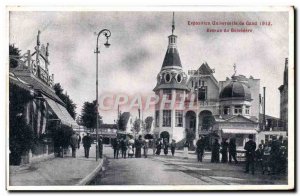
<box><xmin>153</xmin><ymin>13</ymin><xmax>189</xmax><ymax>142</ymax></box>
<box><xmin>219</xmin><ymin>75</ymin><xmax>252</xmax><ymax>117</ymax></box>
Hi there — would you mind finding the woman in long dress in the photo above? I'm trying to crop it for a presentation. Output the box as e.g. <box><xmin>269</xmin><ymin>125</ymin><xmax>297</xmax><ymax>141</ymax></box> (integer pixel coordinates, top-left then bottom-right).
<box><xmin>163</xmin><ymin>138</ymin><xmax>169</xmax><ymax>155</ymax></box>
<box><xmin>155</xmin><ymin>139</ymin><xmax>162</xmax><ymax>155</ymax></box>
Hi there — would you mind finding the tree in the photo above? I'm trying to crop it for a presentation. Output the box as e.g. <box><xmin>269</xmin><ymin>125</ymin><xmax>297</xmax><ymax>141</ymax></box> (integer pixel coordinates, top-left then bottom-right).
<box><xmin>9</xmin><ymin>44</ymin><xmax>21</xmax><ymax>68</ymax></box>
<box><xmin>9</xmin><ymin>83</ymin><xmax>34</xmax><ymax>165</ymax></box>
<box><xmin>80</xmin><ymin>100</ymin><xmax>102</xmax><ymax>130</ymax></box>
<box><xmin>117</xmin><ymin>112</ymin><xmax>129</xmax><ymax>131</ymax></box>
<box><xmin>144</xmin><ymin>116</ymin><xmax>153</xmax><ymax>133</ymax></box>
<box><xmin>133</xmin><ymin>118</ymin><xmax>141</xmax><ymax>134</ymax></box>
<box><xmin>53</xmin><ymin>83</ymin><xmax>77</xmax><ymax>119</ymax></box>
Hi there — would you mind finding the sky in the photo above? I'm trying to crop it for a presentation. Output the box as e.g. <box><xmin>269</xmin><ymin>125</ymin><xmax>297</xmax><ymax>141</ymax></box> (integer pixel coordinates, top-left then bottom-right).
<box><xmin>9</xmin><ymin>11</ymin><xmax>290</xmax><ymax>123</ymax></box>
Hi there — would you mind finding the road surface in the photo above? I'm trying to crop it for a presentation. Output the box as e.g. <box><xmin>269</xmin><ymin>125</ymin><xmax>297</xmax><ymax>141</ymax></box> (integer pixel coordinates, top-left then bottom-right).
<box><xmin>89</xmin><ymin>146</ymin><xmax>287</xmax><ymax>185</ymax></box>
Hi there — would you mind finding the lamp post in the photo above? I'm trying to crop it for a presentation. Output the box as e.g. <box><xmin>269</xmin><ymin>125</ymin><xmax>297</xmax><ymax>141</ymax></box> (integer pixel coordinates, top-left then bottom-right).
<box><xmin>95</xmin><ymin>29</ymin><xmax>111</xmax><ymax>161</ymax></box>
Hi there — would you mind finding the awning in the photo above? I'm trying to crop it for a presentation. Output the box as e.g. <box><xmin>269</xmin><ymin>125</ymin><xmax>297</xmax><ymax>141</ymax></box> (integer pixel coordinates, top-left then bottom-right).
<box><xmin>43</xmin><ymin>95</ymin><xmax>79</xmax><ymax>128</ymax></box>
<box><xmin>9</xmin><ymin>72</ymin><xmax>32</xmax><ymax>91</ymax></box>
<box><xmin>222</xmin><ymin>129</ymin><xmax>257</xmax><ymax>134</ymax></box>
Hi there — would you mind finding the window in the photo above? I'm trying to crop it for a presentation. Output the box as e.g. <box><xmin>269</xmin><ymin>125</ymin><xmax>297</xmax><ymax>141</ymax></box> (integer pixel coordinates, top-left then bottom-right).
<box><xmin>191</xmin><ymin>80</ymin><xmax>194</xmax><ymax>88</ymax></box>
<box><xmin>245</xmin><ymin>106</ymin><xmax>250</xmax><ymax>115</ymax></box>
<box><xmin>155</xmin><ymin>110</ymin><xmax>159</xmax><ymax>127</ymax></box>
<box><xmin>163</xmin><ymin>89</ymin><xmax>172</xmax><ymax>100</ymax></box>
<box><xmin>198</xmin><ymin>86</ymin><xmax>207</xmax><ymax>101</ymax></box>
<box><xmin>234</xmin><ymin>105</ymin><xmax>243</xmax><ymax>114</ymax></box>
<box><xmin>176</xmin><ymin>73</ymin><xmax>182</xmax><ymax>83</ymax></box>
<box><xmin>224</xmin><ymin>106</ymin><xmax>230</xmax><ymax>115</ymax></box>
<box><xmin>164</xmin><ymin>73</ymin><xmax>171</xmax><ymax>83</ymax></box>
<box><xmin>175</xmin><ymin>110</ymin><xmax>183</xmax><ymax>127</ymax></box>
<box><xmin>163</xmin><ymin>110</ymin><xmax>171</xmax><ymax>127</ymax></box>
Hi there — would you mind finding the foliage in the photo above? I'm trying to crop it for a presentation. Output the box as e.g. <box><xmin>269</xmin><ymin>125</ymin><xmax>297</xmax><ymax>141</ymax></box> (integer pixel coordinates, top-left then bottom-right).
<box><xmin>9</xmin><ymin>83</ymin><xmax>34</xmax><ymax>165</ymax></box>
<box><xmin>80</xmin><ymin>100</ymin><xmax>102</xmax><ymax>129</ymax></box>
<box><xmin>52</xmin><ymin>124</ymin><xmax>74</xmax><ymax>149</ymax></box>
<box><xmin>185</xmin><ymin>128</ymin><xmax>196</xmax><ymax>150</ymax></box>
<box><xmin>117</xmin><ymin>113</ymin><xmax>128</xmax><ymax>131</ymax></box>
<box><xmin>9</xmin><ymin>44</ymin><xmax>21</xmax><ymax>68</ymax></box>
<box><xmin>185</xmin><ymin>128</ymin><xmax>195</xmax><ymax>142</ymax></box>
<box><xmin>53</xmin><ymin>83</ymin><xmax>77</xmax><ymax>119</ymax></box>
<box><xmin>144</xmin><ymin>116</ymin><xmax>153</xmax><ymax>133</ymax></box>
<box><xmin>133</xmin><ymin>118</ymin><xmax>141</xmax><ymax>134</ymax></box>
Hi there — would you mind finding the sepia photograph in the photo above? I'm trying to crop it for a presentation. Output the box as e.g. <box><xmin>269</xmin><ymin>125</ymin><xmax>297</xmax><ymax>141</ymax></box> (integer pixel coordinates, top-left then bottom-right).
<box><xmin>6</xmin><ymin>7</ymin><xmax>294</xmax><ymax>191</ymax></box>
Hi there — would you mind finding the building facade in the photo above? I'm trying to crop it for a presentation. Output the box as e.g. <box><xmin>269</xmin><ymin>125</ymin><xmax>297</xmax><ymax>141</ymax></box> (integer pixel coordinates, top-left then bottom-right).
<box><xmin>153</xmin><ymin>15</ymin><xmax>260</xmax><ymax>148</ymax></box>
<box><xmin>9</xmin><ymin>31</ymin><xmax>78</xmax><ymax>164</ymax></box>
<box><xmin>279</xmin><ymin>58</ymin><xmax>289</xmax><ymax>131</ymax></box>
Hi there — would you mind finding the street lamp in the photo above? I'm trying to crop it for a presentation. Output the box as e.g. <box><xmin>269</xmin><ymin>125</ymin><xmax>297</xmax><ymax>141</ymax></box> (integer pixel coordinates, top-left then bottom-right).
<box><xmin>95</xmin><ymin>29</ymin><xmax>111</xmax><ymax>161</ymax></box>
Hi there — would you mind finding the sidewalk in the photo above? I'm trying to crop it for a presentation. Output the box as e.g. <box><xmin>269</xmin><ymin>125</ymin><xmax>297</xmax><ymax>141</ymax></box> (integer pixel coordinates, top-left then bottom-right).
<box><xmin>9</xmin><ymin>144</ymin><xmax>103</xmax><ymax>186</ymax></box>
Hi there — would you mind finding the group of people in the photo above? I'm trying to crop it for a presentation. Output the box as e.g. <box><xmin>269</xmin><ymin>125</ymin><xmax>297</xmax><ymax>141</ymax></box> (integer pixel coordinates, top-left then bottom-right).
<box><xmin>112</xmin><ymin>135</ymin><xmax>149</xmax><ymax>159</ymax></box>
<box><xmin>155</xmin><ymin>138</ymin><xmax>176</xmax><ymax>156</ymax></box>
<box><xmin>195</xmin><ymin>134</ymin><xmax>288</xmax><ymax>175</ymax></box>
<box><xmin>69</xmin><ymin>132</ymin><xmax>104</xmax><ymax>159</ymax></box>
<box><xmin>111</xmin><ymin>136</ymin><xmax>177</xmax><ymax>159</ymax></box>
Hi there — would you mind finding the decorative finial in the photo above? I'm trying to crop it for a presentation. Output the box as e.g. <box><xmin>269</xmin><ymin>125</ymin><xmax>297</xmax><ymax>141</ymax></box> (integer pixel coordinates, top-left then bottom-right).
<box><xmin>172</xmin><ymin>12</ymin><xmax>175</xmax><ymax>35</ymax></box>
<box><xmin>233</xmin><ymin>63</ymin><xmax>237</xmax><ymax>76</ymax></box>
<box><xmin>37</xmin><ymin>30</ymin><xmax>41</xmax><ymax>46</ymax></box>
<box><xmin>46</xmin><ymin>43</ymin><xmax>49</xmax><ymax>57</ymax></box>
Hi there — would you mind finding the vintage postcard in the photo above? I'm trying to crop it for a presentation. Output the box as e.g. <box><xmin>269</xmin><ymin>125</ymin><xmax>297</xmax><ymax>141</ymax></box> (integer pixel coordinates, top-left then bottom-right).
<box><xmin>7</xmin><ymin>6</ymin><xmax>294</xmax><ymax>191</ymax></box>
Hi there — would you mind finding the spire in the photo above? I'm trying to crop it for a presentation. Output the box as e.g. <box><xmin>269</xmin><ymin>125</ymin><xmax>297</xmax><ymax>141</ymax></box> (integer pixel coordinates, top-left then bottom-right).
<box><xmin>161</xmin><ymin>12</ymin><xmax>182</xmax><ymax>69</ymax></box>
<box><xmin>284</xmin><ymin>58</ymin><xmax>288</xmax><ymax>85</ymax></box>
<box><xmin>172</xmin><ymin>12</ymin><xmax>175</xmax><ymax>35</ymax></box>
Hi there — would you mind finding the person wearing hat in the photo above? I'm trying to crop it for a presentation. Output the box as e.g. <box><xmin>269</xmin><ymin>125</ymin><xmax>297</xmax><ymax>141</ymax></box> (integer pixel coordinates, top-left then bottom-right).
<box><xmin>211</xmin><ymin>139</ymin><xmax>220</xmax><ymax>163</ymax></box>
<box><xmin>70</xmin><ymin>131</ymin><xmax>79</xmax><ymax>158</ymax></box>
<box><xmin>244</xmin><ymin>134</ymin><xmax>257</xmax><ymax>174</ymax></box>
<box><xmin>196</xmin><ymin>135</ymin><xmax>205</xmax><ymax>162</ymax></box>
<box><xmin>82</xmin><ymin>133</ymin><xmax>93</xmax><ymax>158</ymax></box>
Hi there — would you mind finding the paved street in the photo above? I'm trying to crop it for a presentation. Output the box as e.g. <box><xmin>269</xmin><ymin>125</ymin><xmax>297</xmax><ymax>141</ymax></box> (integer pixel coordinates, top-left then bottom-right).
<box><xmin>9</xmin><ymin>144</ymin><xmax>102</xmax><ymax>186</ymax></box>
<box><xmin>90</xmin><ymin>146</ymin><xmax>287</xmax><ymax>185</ymax></box>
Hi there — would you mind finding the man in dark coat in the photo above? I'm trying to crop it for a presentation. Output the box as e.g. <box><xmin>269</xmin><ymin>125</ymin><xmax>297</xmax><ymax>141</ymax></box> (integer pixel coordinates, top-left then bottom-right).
<box><xmin>70</xmin><ymin>132</ymin><xmax>79</xmax><ymax>158</ymax></box>
<box><xmin>82</xmin><ymin>133</ymin><xmax>92</xmax><ymax>158</ymax></box>
<box><xmin>170</xmin><ymin>140</ymin><xmax>176</xmax><ymax>156</ymax></box>
<box><xmin>135</xmin><ymin>135</ymin><xmax>143</xmax><ymax>158</ymax></box>
<box><xmin>255</xmin><ymin>144</ymin><xmax>264</xmax><ymax>173</ymax></box>
<box><xmin>163</xmin><ymin>138</ymin><xmax>169</xmax><ymax>156</ymax></box>
<box><xmin>98</xmin><ymin>136</ymin><xmax>103</xmax><ymax>159</ymax></box>
<box><xmin>77</xmin><ymin>134</ymin><xmax>81</xmax><ymax>149</ymax></box>
<box><xmin>211</xmin><ymin>139</ymin><xmax>220</xmax><ymax>163</ymax></box>
<box><xmin>244</xmin><ymin>134</ymin><xmax>257</xmax><ymax>174</ymax></box>
<box><xmin>112</xmin><ymin>138</ymin><xmax>120</xmax><ymax>159</ymax></box>
<box><xmin>270</xmin><ymin>135</ymin><xmax>281</xmax><ymax>174</ymax></box>
<box><xmin>229</xmin><ymin>138</ymin><xmax>238</xmax><ymax>164</ymax></box>
<box><xmin>120</xmin><ymin>137</ymin><xmax>128</xmax><ymax>159</ymax></box>
<box><xmin>196</xmin><ymin>136</ymin><xmax>205</xmax><ymax>162</ymax></box>
<box><xmin>221</xmin><ymin>138</ymin><xmax>229</xmax><ymax>163</ymax></box>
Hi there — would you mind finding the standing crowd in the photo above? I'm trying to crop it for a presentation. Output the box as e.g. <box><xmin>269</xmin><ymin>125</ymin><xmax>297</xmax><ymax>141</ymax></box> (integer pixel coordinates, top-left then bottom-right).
<box><xmin>195</xmin><ymin>134</ymin><xmax>288</xmax><ymax>175</ymax></box>
<box><xmin>111</xmin><ymin>135</ymin><xmax>177</xmax><ymax>159</ymax></box>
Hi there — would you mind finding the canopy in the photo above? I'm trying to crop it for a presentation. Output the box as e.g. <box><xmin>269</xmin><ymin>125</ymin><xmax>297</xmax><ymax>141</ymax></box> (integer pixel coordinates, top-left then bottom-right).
<box><xmin>222</xmin><ymin>129</ymin><xmax>257</xmax><ymax>135</ymax></box>
<box><xmin>43</xmin><ymin>95</ymin><xmax>79</xmax><ymax>128</ymax></box>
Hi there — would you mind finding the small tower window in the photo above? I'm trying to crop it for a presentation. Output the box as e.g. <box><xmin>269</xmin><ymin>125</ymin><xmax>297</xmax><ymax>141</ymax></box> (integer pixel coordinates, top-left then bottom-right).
<box><xmin>165</xmin><ymin>73</ymin><xmax>171</xmax><ymax>83</ymax></box>
<box><xmin>224</xmin><ymin>106</ymin><xmax>230</xmax><ymax>115</ymax></box>
<box><xmin>245</xmin><ymin>106</ymin><xmax>250</xmax><ymax>115</ymax></box>
<box><xmin>176</xmin><ymin>73</ymin><xmax>182</xmax><ymax>83</ymax></box>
